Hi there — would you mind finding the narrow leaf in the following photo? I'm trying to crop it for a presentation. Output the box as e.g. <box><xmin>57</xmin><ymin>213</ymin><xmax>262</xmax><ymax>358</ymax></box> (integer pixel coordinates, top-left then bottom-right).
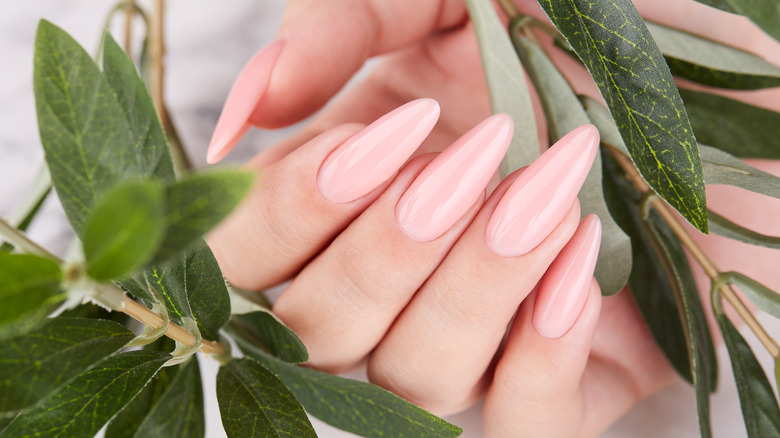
<box><xmin>699</xmin><ymin>144</ymin><xmax>780</xmax><ymax>198</ymax></box>
<box><xmin>647</xmin><ymin>21</ymin><xmax>780</xmax><ymax>89</ymax></box>
<box><xmin>0</xmin><ymin>254</ymin><xmax>64</xmax><ymax>339</ymax></box>
<box><xmin>241</xmin><ymin>343</ymin><xmax>462</xmax><ymax>438</ymax></box>
<box><xmin>465</xmin><ymin>0</ymin><xmax>539</xmax><ymax>176</ymax></box>
<box><xmin>83</xmin><ymin>181</ymin><xmax>165</xmax><ymax>280</ymax></box>
<box><xmin>708</xmin><ymin>210</ymin><xmax>780</xmax><ymax>250</ymax></box>
<box><xmin>0</xmin><ymin>318</ymin><xmax>133</xmax><ymax>417</ymax></box>
<box><xmin>512</xmin><ymin>34</ymin><xmax>631</xmax><ymax>296</ymax></box>
<box><xmin>134</xmin><ymin>358</ymin><xmax>204</xmax><ymax>438</ymax></box>
<box><xmin>721</xmin><ymin>0</ymin><xmax>780</xmax><ymax>44</ymax></box>
<box><xmin>0</xmin><ymin>350</ymin><xmax>170</xmax><ymax>438</ymax></box>
<box><xmin>217</xmin><ymin>358</ymin><xmax>316</xmax><ymax>438</ymax></box>
<box><xmin>716</xmin><ymin>313</ymin><xmax>780</xmax><ymax>437</ymax></box>
<box><xmin>539</xmin><ymin>0</ymin><xmax>708</xmax><ymax>232</ymax></box>
<box><xmin>693</xmin><ymin>0</ymin><xmax>737</xmax><ymax>13</ymax></box>
<box><xmin>721</xmin><ymin>272</ymin><xmax>780</xmax><ymax>320</ymax></box>
<box><xmin>231</xmin><ymin>311</ymin><xmax>309</xmax><ymax>363</ymax></box>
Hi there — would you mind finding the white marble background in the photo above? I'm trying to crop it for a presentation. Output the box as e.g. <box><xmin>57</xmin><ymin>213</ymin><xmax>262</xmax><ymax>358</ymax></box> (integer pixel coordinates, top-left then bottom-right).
<box><xmin>1</xmin><ymin>1</ymin><xmax>777</xmax><ymax>437</ymax></box>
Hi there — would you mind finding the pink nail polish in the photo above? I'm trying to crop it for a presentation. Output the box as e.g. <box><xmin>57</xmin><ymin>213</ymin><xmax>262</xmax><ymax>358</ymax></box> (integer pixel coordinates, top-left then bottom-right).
<box><xmin>317</xmin><ymin>99</ymin><xmax>440</xmax><ymax>204</ymax></box>
<box><xmin>396</xmin><ymin>114</ymin><xmax>514</xmax><ymax>242</ymax></box>
<box><xmin>207</xmin><ymin>40</ymin><xmax>286</xmax><ymax>164</ymax></box>
<box><xmin>485</xmin><ymin>124</ymin><xmax>600</xmax><ymax>257</ymax></box>
<box><xmin>533</xmin><ymin>214</ymin><xmax>601</xmax><ymax>339</ymax></box>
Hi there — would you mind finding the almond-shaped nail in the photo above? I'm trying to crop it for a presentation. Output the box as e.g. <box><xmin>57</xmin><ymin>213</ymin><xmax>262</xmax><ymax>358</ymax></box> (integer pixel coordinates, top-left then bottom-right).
<box><xmin>396</xmin><ymin>114</ymin><xmax>514</xmax><ymax>242</ymax></box>
<box><xmin>533</xmin><ymin>214</ymin><xmax>601</xmax><ymax>339</ymax></box>
<box><xmin>207</xmin><ymin>40</ymin><xmax>285</xmax><ymax>164</ymax></box>
<box><xmin>317</xmin><ymin>99</ymin><xmax>440</xmax><ymax>204</ymax></box>
<box><xmin>485</xmin><ymin>124</ymin><xmax>600</xmax><ymax>257</ymax></box>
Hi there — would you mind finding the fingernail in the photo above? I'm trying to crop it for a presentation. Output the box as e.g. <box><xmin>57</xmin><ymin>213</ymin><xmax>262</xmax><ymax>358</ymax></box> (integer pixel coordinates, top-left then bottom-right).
<box><xmin>396</xmin><ymin>114</ymin><xmax>514</xmax><ymax>242</ymax></box>
<box><xmin>533</xmin><ymin>214</ymin><xmax>601</xmax><ymax>339</ymax></box>
<box><xmin>485</xmin><ymin>124</ymin><xmax>600</xmax><ymax>257</ymax></box>
<box><xmin>207</xmin><ymin>40</ymin><xmax>286</xmax><ymax>164</ymax></box>
<box><xmin>317</xmin><ymin>99</ymin><xmax>440</xmax><ymax>204</ymax></box>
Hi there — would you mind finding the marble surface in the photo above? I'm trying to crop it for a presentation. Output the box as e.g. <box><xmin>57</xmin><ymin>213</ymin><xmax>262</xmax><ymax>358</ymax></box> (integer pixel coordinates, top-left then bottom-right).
<box><xmin>1</xmin><ymin>1</ymin><xmax>777</xmax><ymax>437</ymax></box>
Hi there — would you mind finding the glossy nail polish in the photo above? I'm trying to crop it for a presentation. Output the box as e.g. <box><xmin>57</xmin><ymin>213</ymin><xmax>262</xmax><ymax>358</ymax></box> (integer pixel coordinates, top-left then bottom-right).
<box><xmin>396</xmin><ymin>114</ymin><xmax>514</xmax><ymax>242</ymax></box>
<box><xmin>207</xmin><ymin>40</ymin><xmax>285</xmax><ymax>164</ymax></box>
<box><xmin>485</xmin><ymin>124</ymin><xmax>600</xmax><ymax>257</ymax></box>
<box><xmin>533</xmin><ymin>214</ymin><xmax>601</xmax><ymax>339</ymax></box>
<box><xmin>317</xmin><ymin>99</ymin><xmax>440</xmax><ymax>204</ymax></box>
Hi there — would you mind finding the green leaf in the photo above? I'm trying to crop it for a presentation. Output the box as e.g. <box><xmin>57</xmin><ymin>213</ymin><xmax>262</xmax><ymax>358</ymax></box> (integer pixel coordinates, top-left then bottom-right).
<box><xmin>134</xmin><ymin>358</ymin><xmax>204</xmax><ymax>438</ymax></box>
<box><xmin>217</xmin><ymin>357</ymin><xmax>316</xmax><ymax>438</ymax></box>
<box><xmin>0</xmin><ymin>254</ymin><xmax>65</xmax><ymax>339</ymax></box>
<box><xmin>708</xmin><ymin>210</ymin><xmax>780</xmax><ymax>250</ymax></box>
<box><xmin>101</xmin><ymin>33</ymin><xmax>174</xmax><ymax>181</ymax></box>
<box><xmin>0</xmin><ymin>350</ymin><xmax>170</xmax><ymax>438</ymax></box>
<box><xmin>511</xmin><ymin>33</ymin><xmax>631</xmax><ymax>296</ymax></box>
<box><xmin>719</xmin><ymin>272</ymin><xmax>780</xmax><ymax>320</ymax></box>
<box><xmin>152</xmin><ymin>169</ymin><xmax>255</xmax><ymax>263</ymax></box>
<box><xmin>647</xmin><ymin>21</ymin><xmax>780</xmax><ymax>90</ymax></box>
<box><xmin>465</xmin><ymin>0</ymin><xmax>539</xmax><ymax>176</ymax></box>
<box><xmin>83</xmin><ymin>181</ymin><xmax>165</xmax><ymax>280</ymax></box>
<box><xmin>680</xmin><ymin>88</ymin><xmax>780</xmax><ymax>160</ymax></box>
<box><xmin>699</xmin><ymin>144</ymin><xmax>780</xmax><ymax>196</ymax></box>
<box><xmin>539</xmin><ymin>0</ymin><xmax>708</xmax><ymax>232</ymax></box>
<box><xmin>229</xmin><ymin>311</ymin><xmax>309</xmax><ymax>363</ymax></box>
<box><xmin>241</xmin><ymin>343</ymin><xmax>462</xmax><ymax>438</ymax></box>
<box><xmin>692</xmin><ymin>0</ymin><xmax>737</xmax><ymax>13</ymax></box>
<box><xmin>716</xmin><ymin>313</ymin><xmax>780</xmax><ymax>437</ymax></box>
<box><xmin>720</xmin><ymin>0</ymin><xmax>780</xmax><ymax>44</ymax></box>
<box><xmin>0</xmin><ymin>318</ymin><xmax>133</xmax><ymax>420</ymax></box>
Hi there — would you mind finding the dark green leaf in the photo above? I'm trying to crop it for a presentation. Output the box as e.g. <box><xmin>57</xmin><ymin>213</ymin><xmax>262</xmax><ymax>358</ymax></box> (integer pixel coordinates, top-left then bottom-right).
<box><xmin>152</xmin><ymin>169</ymin><xmax>255</xmax><ymax>263</ymax></box>
<box><xmin>511</xmin><ymin>33</ymin><xmax>631</xmax><ymax>296</ymax></box>
<box><xmin>0</xmin><ymin>254</ymin><xmax>65</xmax><ymax>339</ymax></box>
<box><xmin>720</xmin><ymin>272</ymin><xmax>780</xmax><ymax>320</ymax></box>
<box><xmin>465</xmin><ymin>0</ymin><xmax>539</xmax><ymax>176</ymax></box>
<box><xmin>230</xmin><ymin>311</ymin><xmax>308</xmax><ymax>363</ymax></box>
<box><xmin>118</xmin><ymin>275</ymin><xmax>156</xmax><ymax>306</ymax></box>
<box><xmin>647</xmin><ymin>21</ymin><xmax>780</xmax><ymax>90</ymax></box>
<box><xmin>101</xmin><ymin>33</ymin><xmax>175</xmax><ymax>182</ymax></box>
<box><xmin>0</xmin><ymin>318</ymin><xmax>133</xmax><ymax>419</ymax></box>
<box><xmin>720</xmin><ymin>0</ymin><xmax>780</xmax><ymax>44</ymax></box>
<box><xmin>241</xmin><ymin>343</ymin><xmax>462</xmax><ymax>438</ymax></box>
<box><xmin>0</xmin><ymin>350</ymin><xmax>170</xmax><ymax>438</ymax></box>
<box><xmin>217</xmin><ymin>357</ymin><xmax>316</xmax><ymax>438</ymax></box>
<box><xmin>680</xmin><ymin>88</ymin><xmax>780</xmax><ymax>160</ymax></box>
<box><xmin>709</xmin><ymin>210</ymin><xmax>780</xmax><ymax>250</ymax></box>
<box><xmin>716</xmin><ymin>313</ymin><xmax>780</xmax><ymax>437</ymax></box>
<box><xmin>134</xmin><ymin>358</ymin><xmax>204</xmax><ymax>438</ymax></box>
<box><xmin>83</xmin><ymin>181</ymin><xmax>165</xmax><ymax>280</ymax></box>
<box><xmin>539</xmin><ymin>0</ymin><xmax>708</xmax><ymax>232</ymax></box>
<box><xmin>692</xmin><ymin>0</ymin><xmax>737</xmax><ymax>13</ymax></box>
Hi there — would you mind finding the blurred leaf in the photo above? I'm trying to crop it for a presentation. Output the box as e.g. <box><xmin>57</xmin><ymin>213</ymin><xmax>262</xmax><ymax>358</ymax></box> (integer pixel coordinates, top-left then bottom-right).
<box><xmin>0</xmin><ymin>318</ymin><xmax>133</xmax><ymax>420</ymax></box>
<box><xmin>709</xmin><ymin>211</ymin><xmax>780</xmax><ymax>250</ymax></box>
<box><xmin>0</xmin><ymin>350</ymin><xmax>170</xmax><ymax>438</ymax></box>
<box><xmin>217</xmin><ymin>357</ymin><xmax>316</xmax><ymax>438</ymax></box>
<box><xmin>692</xmin><ymin>0</ymin><xmax>737</xmax><ymax>12</ymax></box>
<box><xmin>539</xmin><ymin>0</ymin><xmax>708</xmax><ymax>232</ymax></box>
<box><xmin>720</xmin><ymin>0</ymin><xmax>780</xmax><ymax>43</ymax></box>
<box><xmin>0</xmin><ymin>254</ymin><xmax>65</xmax><ymax>339</ymax></box>
<box><xmin>241</xmin><ymin>342</ymin><xmax>462</xmax><ymax>438</ymax></box>
<box><xmin>134</xmin><ymin>358</ymin><xmax>204</xmax><ymax>438</ymax></box>
<box><xmin>647</xmin><ymin>21</ymin><xmax>780</xmax><ymax>89</ymax></box>
<box><xmin>512</xmin><ymin>34</ymin><xmax>631</xmax><ymax>296</ymax></box>
<box><xmin>716</xmin><ymin>313</ymin><xmax>780</xmax><ymax>437</ymax></box>
<box><xmin>465</xmin><ymin>0</ymin><xmax>539</xmax><ymax>176</ymax></box>
<box><xmin>230</xmin><ymin>311</ymin><xmax>309</xmax><ymax>363</ymax></box>
<box><xmin>83</xmin><ymin>181</ymin><xmax>165</xmax><ymax>281</ymax></box>
<box><xmin>719</xmin><ymin>272</ymin><xmax>780</xmax><ymax>320</ymax></box>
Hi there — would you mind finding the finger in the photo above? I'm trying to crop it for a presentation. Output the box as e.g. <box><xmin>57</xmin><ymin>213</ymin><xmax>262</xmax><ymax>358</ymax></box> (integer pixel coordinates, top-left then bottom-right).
<box><xmin>208</xmin><ymin>99</ymin><xmax>439</xmax><ymax>289</ymax></box>
<box><xmin>273</xmin><ymin>114</ymin><xmax>513</xmax><ymax>372</ymax></box>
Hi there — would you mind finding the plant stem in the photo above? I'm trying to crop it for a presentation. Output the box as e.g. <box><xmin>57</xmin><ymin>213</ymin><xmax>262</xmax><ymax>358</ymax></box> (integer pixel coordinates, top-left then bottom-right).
<box><xmin>496</xmin><ymin>0</ymin><xmax>519</xmax><ymax>18</ymax></box>
<box><xmin>608</xmin><ymin>146</ymin><xmax>780</xmax><ymax>358</ymax></box>
<box><xmin>0</xmin><ymin>218</ymin><xmax>58</xmax><ymax>262</ymax></box>
<box><xmin>124</xmin><ymin>0</ymin><xmax>136</xmax><ymax>54</ymax></box>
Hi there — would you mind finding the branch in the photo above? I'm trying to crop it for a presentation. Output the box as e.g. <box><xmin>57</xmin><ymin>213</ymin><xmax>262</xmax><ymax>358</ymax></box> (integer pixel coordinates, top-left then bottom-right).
<box><xmin>124</xmin><ymin>0</ymin><xmax>136</xmax><ymax>54</ymax></box>
<box><xmin>0</xmin><ymin>218</ymin><xmax>58</xmax><ymax>262</ymax></box>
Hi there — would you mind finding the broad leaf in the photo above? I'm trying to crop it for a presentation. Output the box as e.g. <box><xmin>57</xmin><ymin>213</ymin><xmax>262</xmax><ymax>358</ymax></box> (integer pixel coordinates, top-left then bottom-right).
<box><xmin>217</xmin><ymin>358</ymin><xmax>316</xmax><ymax>438</ymax></box>
<box><xmin>465</xmin><ymin>0</ymin><xmax>539</xmax><ymax>176</ymax></box>
<box><xmin>241</xmin><ymin>343</ymin><xmax>463</xmax><ymax>438</ymax></box>
<box><xmin>83</xmin><ymin>181</ymin><xmax>165</xmax><ymax>281</ymax></box>
<box><xmin>511</xmin><ymin>33</ymin><xmax>631</xmax><ymax>296</ymax></box>
<box><xmin>719</xmin><ymin>272</ymin><xmax>780</xmax><ymax>320</ymax></box>
<box><xmin>0</xmin><ymin>254</ymin><xmax>64</xmax><ymax>339</ymax></box>
<box><xmin>0</xmin><ymin>350</ymin><xmax>170</xmax><ymax>438</ymax></box>
<box><xmin>647</xmin><ymin>21</ymin><xmax>780</xmax><ymax>90</ymax></box>
<box><xmin>539</xmin><ymin>0</ymin><xmax>708</xmax><ymax>232</ymax></box>
<box><xmin>716</xmin><ymin>313</ymin><xmax>780</xmax><ymax>437</ymax></box>
<box><xmin>0</xmin><ymin>318</ymin><xmax>133</xmax><ymax>419</ymax></box>
<box><xmin>720</xmin><ymin>0</ymin><xmax>780</xmax><ymax>43</ymax></box>
<box><xmin>709</xmin><ymin>211</ymin><xmax>780</xmax><ymax>250</ymax></box>
<box><xmin>134</xmin><ymin>357</ymin><xmax>204</xmax><ymax>438</ymax></box>
<box><xmin>231</xmin><ymin>311</ymin><xmax>309</xmax><ymax>363</ymax></box>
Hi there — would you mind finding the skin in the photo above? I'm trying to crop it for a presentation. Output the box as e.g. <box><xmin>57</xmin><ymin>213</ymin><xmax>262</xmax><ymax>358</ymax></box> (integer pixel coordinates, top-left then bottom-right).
<box><xmin>208</xmin><ymin>1</ymin><xmax>780</xmax><ymax>436</ymax></box>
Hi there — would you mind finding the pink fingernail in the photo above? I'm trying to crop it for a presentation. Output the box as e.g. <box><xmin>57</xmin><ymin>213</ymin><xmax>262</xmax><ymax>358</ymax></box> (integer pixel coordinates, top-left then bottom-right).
<box><xmin>207</xmin><ymin>40</ymin><xmax>286</xmax><ymax>164</ymax></box>
<box><xmin>317</xmin><ymin>99</ymin><xmax>440</xmax><ymax>204</ymax></box>
<box><xmin>485</xmin><ymin>124</ymin><xmax>600</xmax><ymax>257</ymax></box>
<box><xmin>533</xmin><ymin>214</ymin><xmax>601</xmax><ymax>339</ymax></box>
<box><xmin>396</xmin><ymin>114</ymin><xmax>514</xmax><ymax>242</ymax></box>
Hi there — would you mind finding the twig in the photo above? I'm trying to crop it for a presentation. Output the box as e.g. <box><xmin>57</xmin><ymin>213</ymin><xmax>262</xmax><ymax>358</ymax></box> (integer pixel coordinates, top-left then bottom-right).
<box><xmin>124</xmin><ymin>0</ymin><xmax>136</xmax><ymax>54</ymax></box>
<box><xmin>608</xmin><ymin>146</ymin><xmax>780</xmax><ymax>358</ymax></box>
<box><xmin>496</xmin><ymin>0</ymin><xmax>519</xmax><ymax>18</ymax></box>
<box><xmin>0</xmin><ymin>218</ymin><xmax>58</xmax><ymax>262</ymax></box>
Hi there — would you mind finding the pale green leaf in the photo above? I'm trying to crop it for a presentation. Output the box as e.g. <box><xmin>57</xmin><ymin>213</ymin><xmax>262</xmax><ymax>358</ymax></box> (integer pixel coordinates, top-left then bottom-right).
<box><xmin>708</xmin><ymin>211</ymin><xmax>780</xmax><ymax>250</ymax></box>
<box><xmin>0</xmin><ymin>254</ymin><xmax>64</xmax><ymax>339</ymax></box>
<box><xmin>720</xmin><ymin>272</ymin><xmax>780</xmax><ymax>320</ymax></box>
